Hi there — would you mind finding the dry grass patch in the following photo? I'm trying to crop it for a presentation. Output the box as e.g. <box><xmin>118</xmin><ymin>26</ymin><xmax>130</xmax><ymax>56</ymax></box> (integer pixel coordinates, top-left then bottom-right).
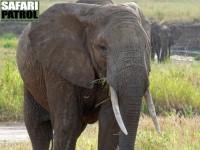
<box><xmin>0</xmin><ymin>116</ymin><xmax>199</xmax><ymax>150</ymax></box>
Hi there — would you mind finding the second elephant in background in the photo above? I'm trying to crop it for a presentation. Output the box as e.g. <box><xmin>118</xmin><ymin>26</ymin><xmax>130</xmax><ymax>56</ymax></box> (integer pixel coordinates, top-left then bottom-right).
<box><xmin>151</xmin><ymin>22</ymin><xmax>181</xmax><ymax>62</ymax></box>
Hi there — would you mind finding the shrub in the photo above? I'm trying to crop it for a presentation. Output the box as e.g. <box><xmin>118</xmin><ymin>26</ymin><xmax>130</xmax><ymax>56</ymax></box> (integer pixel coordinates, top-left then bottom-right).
<box><xmin>194</xmin><ymin>55</ymin><xmax>200</xmax><ymax>61</ymax></box>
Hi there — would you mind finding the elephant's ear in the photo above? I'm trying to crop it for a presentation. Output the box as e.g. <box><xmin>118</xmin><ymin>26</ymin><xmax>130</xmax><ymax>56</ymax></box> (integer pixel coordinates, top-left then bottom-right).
<box><xmin>169</xmin><ymin>25</ymin><xmax>181</xmax><ymax>45</ymax></box>
<box><xmin>29</xmin><ymin>3</ymin><xmax>99</xmax><ymax>89</ymax></box>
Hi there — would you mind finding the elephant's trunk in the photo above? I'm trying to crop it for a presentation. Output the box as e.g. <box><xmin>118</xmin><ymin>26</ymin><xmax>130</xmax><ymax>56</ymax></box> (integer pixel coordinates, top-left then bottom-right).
<box><xmin>119</xmin><ymin>96</ymin><xmax>142</xmax><ymax>149</ymax></box>
<box><xmin>110</xmin><ymin>86</ymin><xmax>161</xmax><ymax>136</ymax></box>
<box><xmin>106</xmin><ymin>21</ymin><xmax>156</xmax><ymax>148</ymax></box>
<box><xmin>108</xmin><ymin>53</ymin><xmax>148</xmax><ymax>149</ymax></box>
<box><xmin>117</xmin><ymin>75</ymin><xmax>144</xmax><ymax>149</ymax></box>
<box><xmin>109</xmin><ymin>65</ymin><xmax>160</xmax><ymax>149</ymax></box>
<box><xmin>160</xmin><ymin>39</ymin><xmax>169</xmax><ymax>62</ymax></box>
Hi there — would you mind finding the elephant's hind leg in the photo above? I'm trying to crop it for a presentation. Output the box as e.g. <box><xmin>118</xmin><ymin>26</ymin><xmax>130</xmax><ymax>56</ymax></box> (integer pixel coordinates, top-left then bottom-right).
<box><xmin>24</xmin><ymin>87</ymin><xmax>53</xmax><ymax>150</ymax></box>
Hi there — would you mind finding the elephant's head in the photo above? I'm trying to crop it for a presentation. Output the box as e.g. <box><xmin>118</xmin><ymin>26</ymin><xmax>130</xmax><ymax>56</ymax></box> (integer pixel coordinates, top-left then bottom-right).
<box><xmin>168</xmin><ymin>24</ymin><xmax>182</xmax><ymax>45</ymax></box>
<box><xmin>158</xmin><ymin>25</ymin><xmax>181</xmax><ymax>62</ymax></box>
<box><xmin>28</xmin><ymin>3</ymin><xmax>159</xmax><ymax>149</ymax></box>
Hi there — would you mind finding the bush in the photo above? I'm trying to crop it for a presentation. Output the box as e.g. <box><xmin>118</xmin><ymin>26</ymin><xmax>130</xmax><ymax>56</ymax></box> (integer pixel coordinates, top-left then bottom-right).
<box><xmin>194</xmin><ymin>55</ymin><xmax>200</xmax><ymax>61</ymax></box>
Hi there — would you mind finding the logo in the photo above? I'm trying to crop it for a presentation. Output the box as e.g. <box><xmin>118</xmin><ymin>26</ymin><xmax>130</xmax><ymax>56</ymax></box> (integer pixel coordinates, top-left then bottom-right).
<box><xmin>0</xmin><ymin>0</ymin><xmax>39</xmax><ymax>22</ymax></box>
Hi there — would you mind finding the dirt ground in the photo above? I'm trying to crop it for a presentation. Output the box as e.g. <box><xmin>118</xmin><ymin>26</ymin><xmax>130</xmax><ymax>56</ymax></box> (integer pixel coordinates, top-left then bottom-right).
<box><xmin>0</xmin><ymin>122</ymin><xmax>29</xmax><ymax>143</ymax></box>
<box><xmin>170</xmin><ymin>55</ymin><xmax>194</xmax><ymax>62</ymax></box>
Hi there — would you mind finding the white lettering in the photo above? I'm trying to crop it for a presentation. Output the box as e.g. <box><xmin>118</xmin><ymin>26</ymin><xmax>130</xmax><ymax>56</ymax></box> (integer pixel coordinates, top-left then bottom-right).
<box><xmin>20</xmin><ymin>2</ymin><xmax>27</xmax><ymax>10</ymax></box>
<box><xmin>34</xmin><ymin>2</ymin><xmax>38</xmax><ymax>10</ymax></box>
<box><xmin>15</xmin><ymin>2</ymin><xmax>21</xmax><ymax>10</ymax></box>
<box><xmin>1</xmin><ymin>1</ymin><xmax>8</xmax><ymax>10</ymax></box>
<box><xmin>9</xmin><ymin>2</ymin><xmax>15</xmax><ymax>10</ymax></box>
<box><xmin>27</xmin><ymin>2</ymin><xmax>34</xmax><ymax>10</ymax></box>
<box><xmin>2</xmin><ymin>1</ymin><xmax>39</xmax><ymax>11</ymax></box>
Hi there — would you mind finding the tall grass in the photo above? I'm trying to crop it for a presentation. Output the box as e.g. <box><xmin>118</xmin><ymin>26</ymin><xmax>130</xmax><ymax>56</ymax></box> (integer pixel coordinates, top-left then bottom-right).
<box><xmin>115</xmin><ymin>0</ymin><xmax>200</xmax><ymax>23</ymax></box>
<box><xmin>149</xmin><ymin>62</ymin><xmax>200</xmax><ymax>116</ymax></box>
<box><xmin>135</xmin><ymin>115</ymin><xmax>200</xmax><ymax>150</ymax></box>
<box><xmin>0</xmin><ymin>33</ymin><xmax>18</xmax><ymax>49</ymax></box>
<box><xmin>39</xmin><ymin>0</ymin><xmax>200</xmax><ymax>23</ymax></box>
<box><xmin>0</xmin><ymin>34</ymin><xmax>23</xmax><ymax>121</ymax></box>
<box><xmin>0</xmin><ymin>35</ymin><xmax>200</xmax><ymax>121</ymax></box>
<box><xmin>0</xmin><ymin>61</ymin><xmax>23</xmax><ymax>121</ymax></box>
<box><xmin>1</xmin><ymin>116</ymin><xmax>200</xmax><ymax>149</ymax></box>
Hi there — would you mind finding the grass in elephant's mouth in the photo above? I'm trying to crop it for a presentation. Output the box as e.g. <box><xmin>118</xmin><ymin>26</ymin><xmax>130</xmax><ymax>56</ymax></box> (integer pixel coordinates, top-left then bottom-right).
<box><xmin>0</xmin><ymin>115</ymin><xmax>199</xmax><ymax>150</ymax></box>
<box><xmin>91</xmin><ymin>78</ymin><xmax>107</xmax><ymax>85</ymax></box>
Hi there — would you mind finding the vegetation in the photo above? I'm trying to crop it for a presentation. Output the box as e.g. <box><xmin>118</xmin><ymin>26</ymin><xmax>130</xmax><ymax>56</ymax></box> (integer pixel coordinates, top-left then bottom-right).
<box><xmin>0</xmin><ymin>34</ymin><xmax>18</xmax><ymax>49</ymax></box>
<box><xmin>1</xmin><ymin>116</ymin><xmax>200</xmax><ymax>149</ymax></box>
<box><xmin>0</xmin><ymin>33</ymin><xmax>200</xmax><ymax>120</ymax></box>
<box><xmin>39</xmin><ymin>0</ymin><xmax>200</xmax><ymax>23</ymax></box>
<box><xmin>0</xmin><ymin>0</ymin><xmax>200</xmax><ymax>149</ymax></box>
<box><xmin>129</xmin><ymin>0</ymin><xmax>200</xmax><ymax>23</ymax></box>
<box><xmin>0</xmin><ymin>34</ymin><xmax>23</xmax><ymax>121</ymax></box>
<box><xmin>194</xmin><ymin>55</ymin><xmax>200</xmax><ymax>61</ymax></box>
<box><xmin>149</xmin><ymin>61</ymin><xmax>200</xmax><ymax>116</ymax></box>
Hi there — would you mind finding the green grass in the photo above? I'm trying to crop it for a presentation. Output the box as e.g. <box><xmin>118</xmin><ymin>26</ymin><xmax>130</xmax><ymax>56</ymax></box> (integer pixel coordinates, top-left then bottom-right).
<box><xmin>137</xmin><ymin>0</ymin><xmax>200</xmax><ymax>23</ymax></box>
<box><xmin>135</xmin><ymin>115</ymin><xmax>200</xmax><ymax>150</ymax></box>
<box><xmin>0</xmin><ymin>116</ymin><xmax>200</xmax><ymax>149</ymax></box>
<box><xmin>0</xmin><ymin>34</ymin><xmax>23</xmax><ymax>121</ymax></box>
<box><xmin>113</xmin><ymin>0</ymin><xmax>200</xmax><ymax>23</ymax></box>
<box><xmin>39</xmin><ymin>0</ymin><xmax>200</xmax><ymax>23</ymax></box>
<box><xmin>0</xmin><ymin>34</ymin><xmax>200</xmax><ymax>120</ymax></box>
<box><xmin>0</xmin><ymin>2</ymin><xmax>200</xmax><ymax>149</ymax></box>
<box><xmin>149</xmin><ymin>62</ymin><xmax>200</xmax><ymax>116</ymax></box>
<box><xmin>0</xmin><ymin>33</ymin><xmax>18</xmax><ymax>49</ymax></box>
<box><xmin>0</xmin><ymin>62</ymin><xmax>23</xmax><ymax>121</ymax></box>
<box><xmin>194</xmin><ymin>55</ymin><xmax>200</xmax><ymax>61</ymax></box>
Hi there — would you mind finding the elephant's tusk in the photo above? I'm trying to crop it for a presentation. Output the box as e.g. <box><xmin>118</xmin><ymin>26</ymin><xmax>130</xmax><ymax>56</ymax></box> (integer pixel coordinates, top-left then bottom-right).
<box><xmin>144</xmin><ymin>89</ymin><xmax>161</xmax><ymax>133</ymax></box>
<box><xmin>159</xmin><ymin>48</ymin><xmax>162</xmax><ymax>60</ymax></box>
<box><xmin>110</xmin><ymin>86</ymin><xmax>128</xmax><ymax>135</ymax></box>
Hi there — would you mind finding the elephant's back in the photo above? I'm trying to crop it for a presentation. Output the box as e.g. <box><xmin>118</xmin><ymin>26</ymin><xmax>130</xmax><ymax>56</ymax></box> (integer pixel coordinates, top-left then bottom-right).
<box><xmin>17</xmin><ymin>24</ymin><xmax>49</xmax><ymax>111</ymax></box>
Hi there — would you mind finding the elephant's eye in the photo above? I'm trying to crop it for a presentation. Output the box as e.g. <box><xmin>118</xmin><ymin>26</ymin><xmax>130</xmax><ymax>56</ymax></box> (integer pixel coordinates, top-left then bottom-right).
<box><xmin>98</xmin><ymin>44</ymin><xmax>107</xmax><ymax>51</ymax></box>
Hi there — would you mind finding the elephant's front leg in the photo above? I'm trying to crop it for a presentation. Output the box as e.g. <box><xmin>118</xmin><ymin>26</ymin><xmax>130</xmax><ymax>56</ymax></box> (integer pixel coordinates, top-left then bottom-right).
<box><xmin>24</xmin><ymin>87</ymin><xmax>53</xmax><ymax>150</ymax></box>
<box><xmin>44</xmin><ymin>71</ymin><xmax>83</xmax><ymax>150</ymax></box>
<box><xmin>98</xmin><ymin>101</ymin><xmax>120</xmax><ymax>150</ymax></box>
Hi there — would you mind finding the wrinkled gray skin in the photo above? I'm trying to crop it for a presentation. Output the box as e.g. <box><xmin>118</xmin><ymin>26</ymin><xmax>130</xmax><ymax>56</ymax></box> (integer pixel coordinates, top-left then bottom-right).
<box><xmin>17</xmin><ymin>2</ymin><xmax>151</xmax><ymax>150</ymax></box>
<box><xmin>151</xmin><ymin>22</ymin><xmax>181</xmax><ymax>62</ymax></box>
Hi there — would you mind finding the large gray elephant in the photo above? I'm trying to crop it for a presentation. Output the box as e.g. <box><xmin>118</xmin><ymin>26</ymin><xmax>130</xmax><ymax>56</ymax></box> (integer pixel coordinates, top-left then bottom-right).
<box><xmin>151</xmin><ymin>22</ymin><xmax>181</xmax><ymax>62</ymax></box>
<box><xmin>17</xmin><ymin>2</ymin><xmax>160</xmax><ymax>150</ymax></box>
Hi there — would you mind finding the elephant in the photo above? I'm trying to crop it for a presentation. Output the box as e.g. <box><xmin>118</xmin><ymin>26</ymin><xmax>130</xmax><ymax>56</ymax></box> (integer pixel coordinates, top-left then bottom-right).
<box><xmin>17</xmin><ymin>2</ymin><xmax>160</xmax><ymax>150</ymax></box>
<box><xmin>150</xmin><ymin>22</ymin><xmax>181</xmax><ymax>62</ymax></box>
